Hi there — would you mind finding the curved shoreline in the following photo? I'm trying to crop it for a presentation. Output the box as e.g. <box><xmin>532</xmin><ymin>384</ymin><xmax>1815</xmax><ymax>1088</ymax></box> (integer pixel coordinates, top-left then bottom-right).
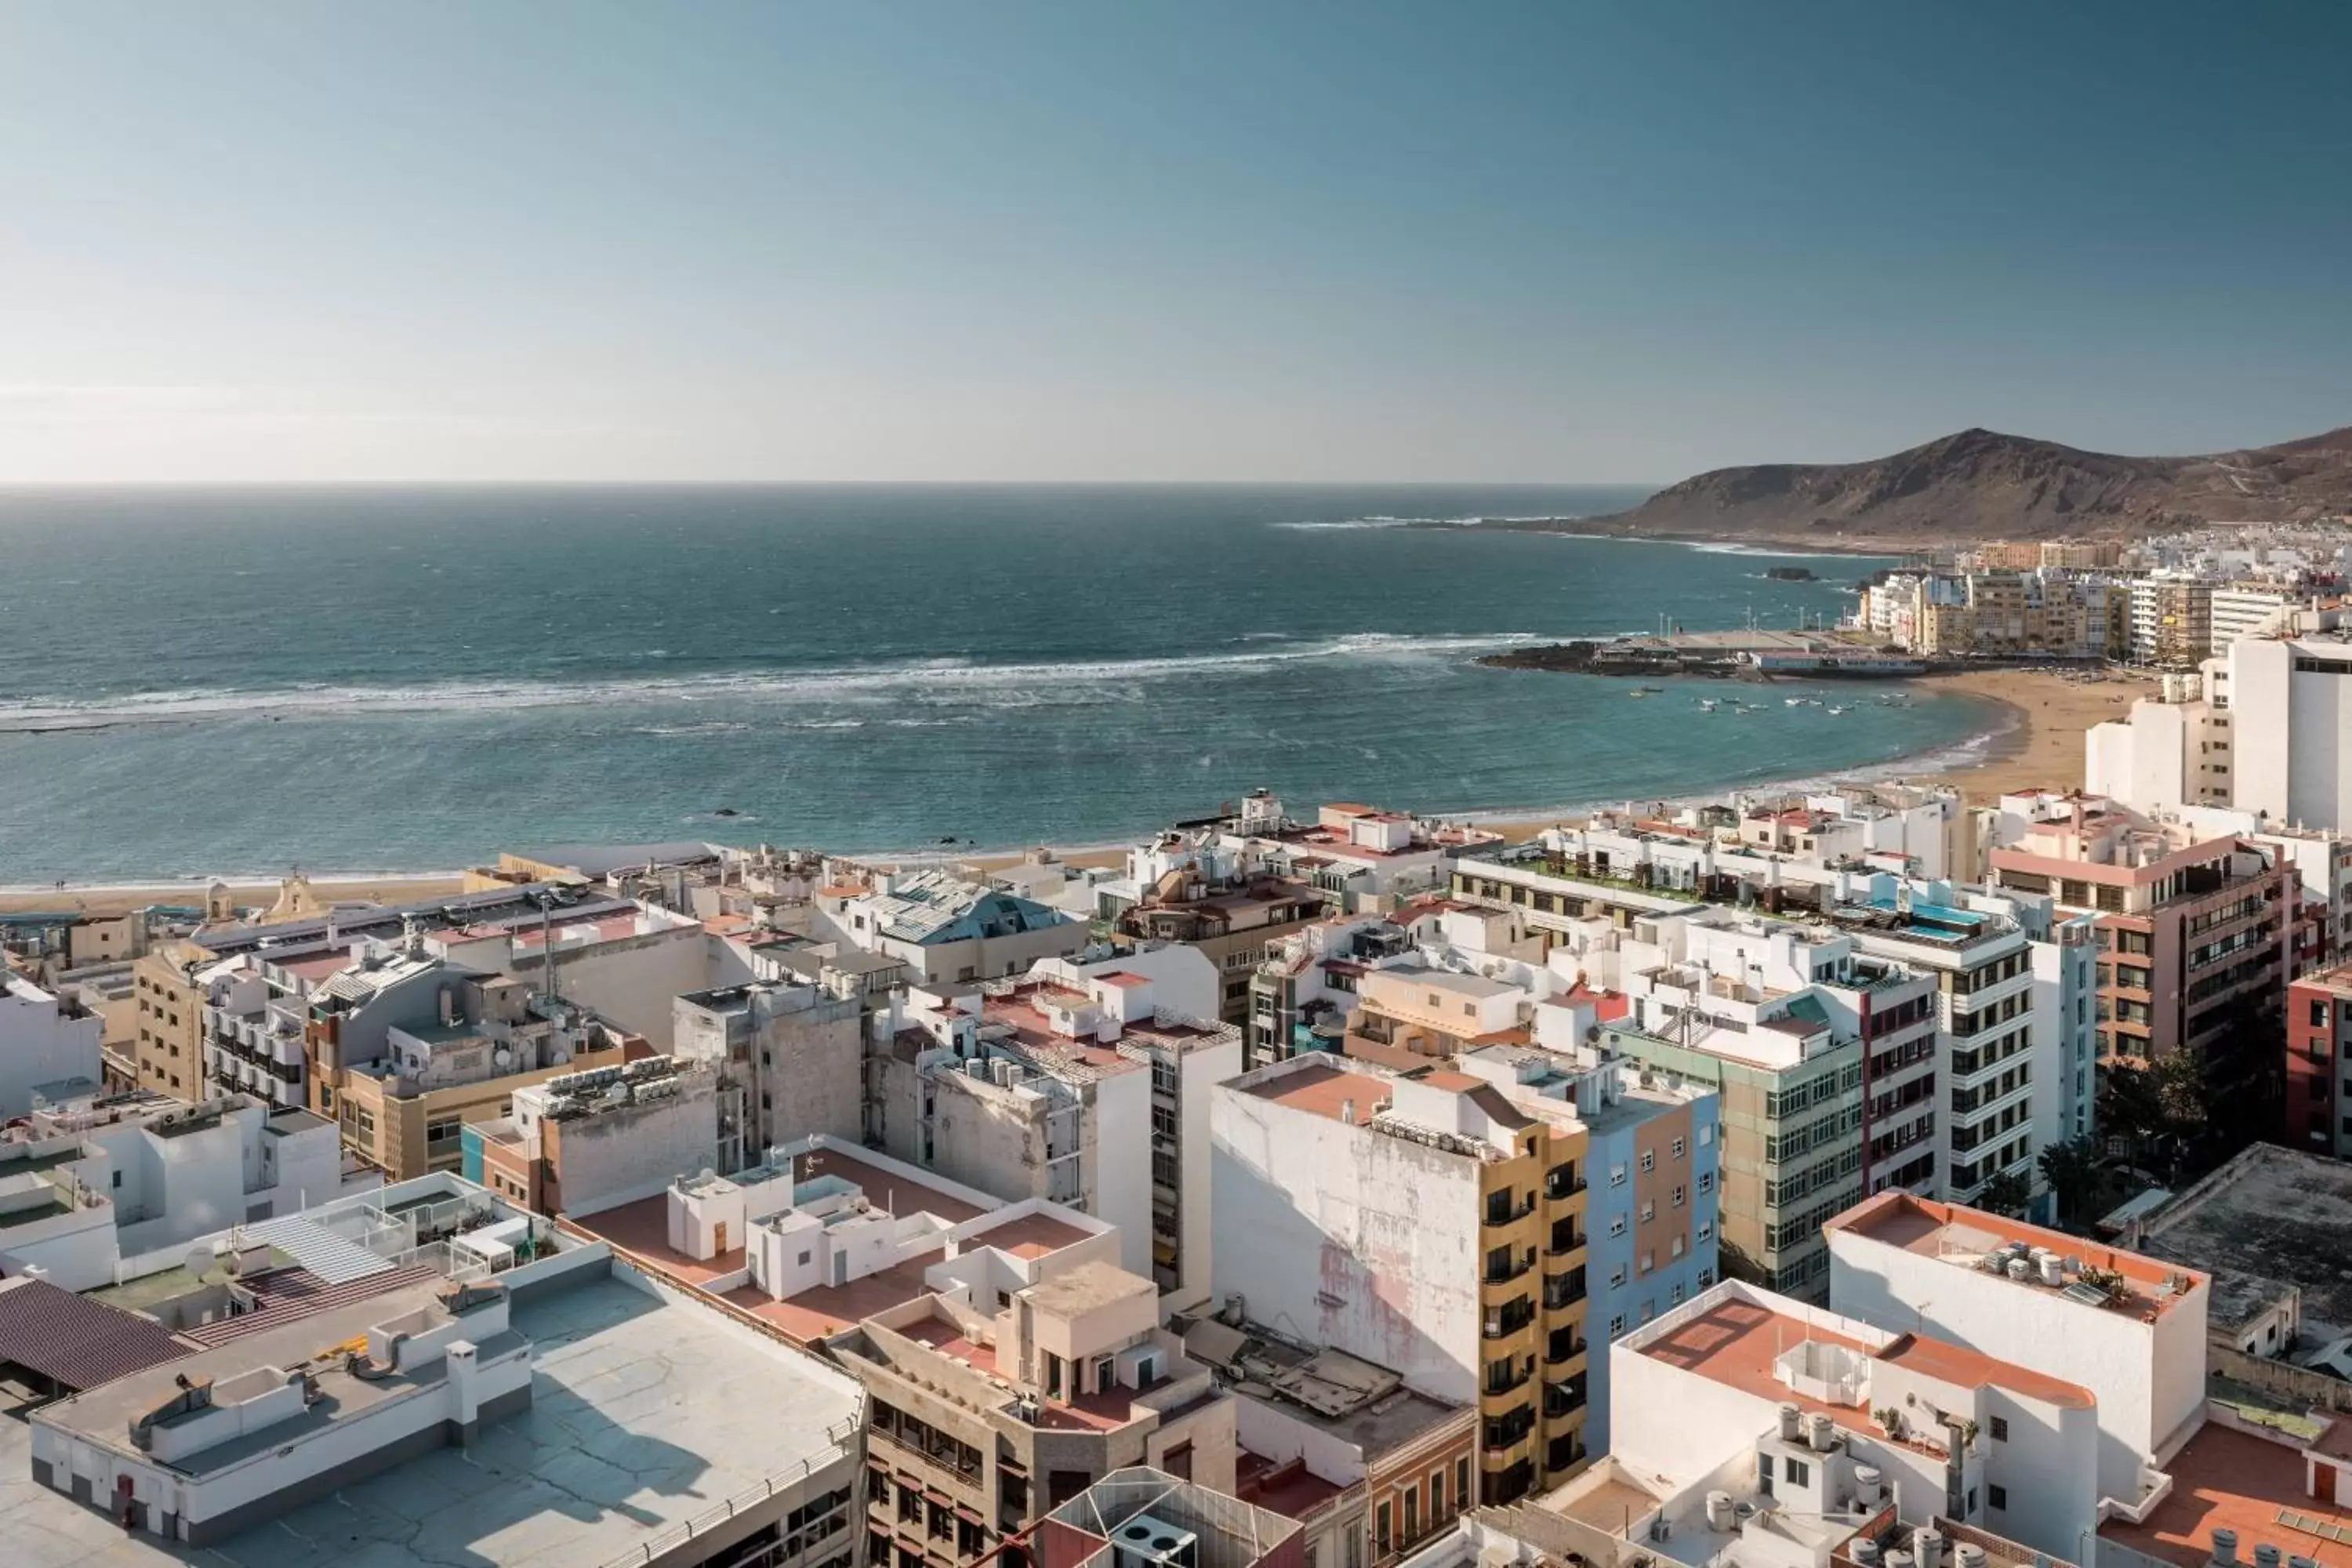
<box><xmin>1</xmin><ymin>673</ymin><xmax>2134</xmax><ymax>914</ymax></box>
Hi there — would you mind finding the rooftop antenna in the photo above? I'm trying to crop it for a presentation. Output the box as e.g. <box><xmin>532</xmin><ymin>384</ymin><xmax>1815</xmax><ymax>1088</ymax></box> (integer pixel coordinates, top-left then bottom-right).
<box><xmin>535</xmin><ymin>891</ymin><xmax>561</xmax><ymax>1004</ymax></box>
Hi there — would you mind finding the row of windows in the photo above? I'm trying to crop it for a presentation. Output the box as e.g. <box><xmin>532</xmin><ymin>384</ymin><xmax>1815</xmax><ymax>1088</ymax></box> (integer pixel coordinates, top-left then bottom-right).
<box><xmin>1371</xmin><ymin>1457</ymin><xmax>1474</xmax><ymax>1559</ymax></box>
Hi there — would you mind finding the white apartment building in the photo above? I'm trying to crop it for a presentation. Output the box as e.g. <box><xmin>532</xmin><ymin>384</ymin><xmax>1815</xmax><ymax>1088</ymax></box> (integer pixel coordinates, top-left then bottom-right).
<box><xmin>0</xmin><ymin>975</ymin><xmax>103</xmax><ymax>1118</ymax></box>
<box><xmin>2230</xmin><ymin>632</ymin><xmax>2352</xmax><ymax>833</ymax></box>
<box><xmin>1825</xmin><ymin>1192</ymin><xmax>2209</xmax><ymax>1518</ymax></box>
<box><xmin>1588</xmin><ymin>1276</ymin><xmax>2103</xmax><ymax>1568</ymax></box>
<box><xmin>0</xmin><ymin>1091</ymin><xmax>374</xmax><ymax>1290</ymax></box>
<box><xmin>13</xmin><ymin>1171</ymin><xmax>866</xmax><ymax>1566</ymax></box>
<box><xmin>2207</xmin><ymin>586</ymin><xmax>2290</xmax><ymax>653</ymax></box>
<box><xmin>866</xmin><ymin>956</ymin><xmax>1241</xmax><ymax>1306</ymax></box>
<box><xmin>2084</xmin><ymin>667</ymin><xmax>2234</xmax><ymax>817</ymax></box>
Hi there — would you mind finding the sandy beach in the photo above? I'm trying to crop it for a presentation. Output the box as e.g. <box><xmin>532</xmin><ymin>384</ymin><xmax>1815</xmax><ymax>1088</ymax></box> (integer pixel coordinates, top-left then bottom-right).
<box><xmin>1902</xmin><ymin>666</ymin><xmax>2151</xmax><ymax>805</ymax></box>
<box><xmin>0</xmin><ymin>874</ymin><xmax>468</xmax><ymax>920</ymax></box>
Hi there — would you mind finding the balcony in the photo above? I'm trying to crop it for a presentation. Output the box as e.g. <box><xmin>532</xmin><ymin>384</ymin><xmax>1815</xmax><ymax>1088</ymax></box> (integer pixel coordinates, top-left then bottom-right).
<box><xmin>1543</xmin><ymin>1377</ymin><xmax>1588</xmax><ymax>1420</ymax></box>
<box><xmin>1544</xmin><ymin>1165</ymin><xmax>1586</xmax><ymax>1201</ymax></box>
<box><xmin>1484</xmin><ymin>1250</ymin><xmax>1535</xmax><ymax>1286</ymax></box>
<box><xmin>1541</xmin><ymin>1269</ymin><xmax>1587</xmax><ymax>1311</ymax></box>
<box><xmin>1545</xmin><ymin>1224</ymin><xmax>1585</xmax><ymax>1258</ymax></box>
<box><xmin>1949</xmin><ymin>968</ymin><xmax>2033</xmax><ymax>1015</ymax></box>
<box><xmin>1485</xmin><ymin>1192</ymin><xmax>1537</xmax><ymax>1227</ymax></box>
<box><xmin>1544</xmin><ymin>1333</ymin><xmax>1586</xmax><ymax>1367</ymax></box>
<box><xmin>1483</xmin><ymin>1300</ymin><xmax>1535</xmax><ymax>1340</ymax></box>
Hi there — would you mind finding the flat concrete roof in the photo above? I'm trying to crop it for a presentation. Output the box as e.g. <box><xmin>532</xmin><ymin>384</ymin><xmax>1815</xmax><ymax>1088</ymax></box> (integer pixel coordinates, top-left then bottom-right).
<box><xmin>37</xmin><ymin>1282</ymin><xmax>502</xmax><ymax>1474</ymax></box>
<box><xmin>2135</xmin><ymin>1143</ymin><xmax>2352</xmax><ymax>1334</ymax></box>
<box><xmin>2</xmin><ymin>1265</ymin><xmax>862</xmax><ymax>1568</ymax></box>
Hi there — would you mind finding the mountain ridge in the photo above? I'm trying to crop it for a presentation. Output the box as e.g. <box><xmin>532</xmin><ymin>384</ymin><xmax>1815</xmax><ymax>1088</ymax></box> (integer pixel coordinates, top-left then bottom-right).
<box><xmin>1483</xmin><ymin>425</ymin><xmax>2352</xmax><ymax>546</ymax></box>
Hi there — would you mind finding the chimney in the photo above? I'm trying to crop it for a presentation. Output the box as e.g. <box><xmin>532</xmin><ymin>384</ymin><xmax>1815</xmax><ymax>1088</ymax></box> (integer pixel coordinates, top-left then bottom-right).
<box><xmin>446</xmin><ymin>1340</ymin><xmax>481</xmax><ymax>1443</ymax></box>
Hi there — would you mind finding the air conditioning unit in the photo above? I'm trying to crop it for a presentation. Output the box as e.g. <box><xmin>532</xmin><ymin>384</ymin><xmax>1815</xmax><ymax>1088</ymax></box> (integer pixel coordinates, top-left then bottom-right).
<box><xmin>1113</xmin><ymin>1514</ymin><xmax>1200</xmax><ymax>1568</ymax></box>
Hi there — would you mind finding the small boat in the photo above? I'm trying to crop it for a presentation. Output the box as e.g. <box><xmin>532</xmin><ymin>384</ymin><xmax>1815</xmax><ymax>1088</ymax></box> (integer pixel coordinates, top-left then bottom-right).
<box><xmin>1698</xmin><ymin>698</ymin><xmax>1720</xmax><ymax>711</ymax></box>
<box><xmin>1628</xmin><ymin>687</ymin><xmax>1661</xmax><ymax>699</ymax></box>
<box><xmin>1784</xmin><ymin>696</ymin><xmax>1805</xmax><ymax>706</ymax></box>
<box><xmin>1826</xmin><ymin>705</ymin><xmax>1848</xmax><ymax>716</ymax></box>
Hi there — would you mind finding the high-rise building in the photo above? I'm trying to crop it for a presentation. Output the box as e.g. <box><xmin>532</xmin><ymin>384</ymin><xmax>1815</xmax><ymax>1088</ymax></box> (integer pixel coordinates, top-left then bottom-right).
<box><xmin>2229</xmin><ymin>631</ymin><xmax>2352</xmax><ymax>833</ymax></box>
<box><xmin>1212</xmin><ymin>1054</ymin><xmax>1599</xmax><ymax>1503</ymax></box>
<box><xmin>1985</xmin><ymin>793</ymin><xmax>2290</xmax><ymax>1131</ymax></box>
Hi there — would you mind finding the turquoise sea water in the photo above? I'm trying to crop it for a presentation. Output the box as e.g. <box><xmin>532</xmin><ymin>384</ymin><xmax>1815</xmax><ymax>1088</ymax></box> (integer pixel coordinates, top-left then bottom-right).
<box><xmin>0</xmin><ymin>486</ymin><xmax>1993</xmax><ymax>882</ymax></box>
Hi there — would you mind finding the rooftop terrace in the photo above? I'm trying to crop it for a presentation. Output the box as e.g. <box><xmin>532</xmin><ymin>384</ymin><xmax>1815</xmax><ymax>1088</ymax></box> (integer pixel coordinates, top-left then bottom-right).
<box><xmin>1828</xmin><ymin>1191</ymin><xmax>2205</xmax><ymax>1321</ymax></box>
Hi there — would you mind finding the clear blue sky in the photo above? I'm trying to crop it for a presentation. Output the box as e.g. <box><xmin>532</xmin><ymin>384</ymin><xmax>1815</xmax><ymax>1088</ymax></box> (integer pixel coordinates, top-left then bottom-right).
<box><xmin>2</xmin><ymin>2</ymin><xmax>2344</xmax><ymax>482</ymax></box>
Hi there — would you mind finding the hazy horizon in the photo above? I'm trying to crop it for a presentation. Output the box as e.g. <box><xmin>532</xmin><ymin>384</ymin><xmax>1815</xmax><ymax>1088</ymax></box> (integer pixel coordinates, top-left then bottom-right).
<box><xmin>5</xmin><ymin>2</ymin><xmax>2347</xmax><ymax>485</ymax></box>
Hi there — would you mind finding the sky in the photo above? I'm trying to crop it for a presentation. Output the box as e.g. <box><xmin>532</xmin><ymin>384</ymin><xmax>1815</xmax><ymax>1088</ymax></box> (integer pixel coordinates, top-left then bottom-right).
<box><xmin>2</xmin><ymin>2</ymin><xmax>2346</xmax><ymax>483</ymax></box>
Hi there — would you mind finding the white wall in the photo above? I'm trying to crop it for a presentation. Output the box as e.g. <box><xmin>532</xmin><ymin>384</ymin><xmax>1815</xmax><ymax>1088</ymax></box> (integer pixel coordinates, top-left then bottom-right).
<box><xmin>1212</xmin><ymin>1078</ymin><xmax>1480</xmax><ymax>1403</ymax></box>
<box><xmin>1172</xmin><ymin>1035</ymin><xmax>1243</xmax><ymax>1312</ymax></box>
<box><xmin>0</xmin><ymin>982</ymin><xmax>103</xmax><ymax>1119</ymax></box>
<box><xmin>2231</xmin><ymin>637</ymin><xmax>2352</xmax><ymax>833</ymax></box>
<box><xmin>548</xmin><ymin>1081</ymin><xmax>720</xmax><ymax>1218</ymax></box>
<box><xmin>539</xmin><ymin>928</ymin><xmax>718</xmax><ymax>1049</ymax></box>
<box><xmin>1828</xmin><ymin>1227</ymin><xmax>2206</xmax><ymax>1508</ymax></box>
<box><xmin>1094</xmin><ymin>1067</ymin><xmax>1152</xmax><ymax>1283</ymax></box>
<box><xmin>1233</xmin><ymin>1392</ymin><xmax>1367</xmax><ymax>1485</ymax></box>
<box><xmin>31</xmin><ymin>1338</ymin><xmax>534</xmax><ymax>1541</ymax></box>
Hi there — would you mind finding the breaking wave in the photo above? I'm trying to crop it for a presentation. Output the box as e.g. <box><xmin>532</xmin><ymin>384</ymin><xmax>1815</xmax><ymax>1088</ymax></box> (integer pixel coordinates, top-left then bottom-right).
<box><xmin>0</xmin><ymin>632</ymin><xmax>1544</xmax><ymax>732</ymax></box>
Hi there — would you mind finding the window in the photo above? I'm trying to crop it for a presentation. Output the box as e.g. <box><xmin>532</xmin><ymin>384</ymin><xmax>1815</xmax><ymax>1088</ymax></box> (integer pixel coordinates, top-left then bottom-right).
<box><xmin>1639</xmin><ymin>1149</ymin><xmax>1655</xmax><ymax>1173</ymax></box>
<box><xmin>1699</xmin><ymin>1124</ymin><xmax>1714</xmax><ymax>1146</ymax></box>
<box><xmin>1671</xmin><ymin>1135</ymin><xmax>1686</xmax><ymax>1159</ymax></box>
<box><xmin>1609</xmin><ymin>1214</ymin><xmax>1627</xmax><ymax>1238</ymax></box>
<box><xmin>1375</xmin><ymin>1501</ymin><xmax>1392</xmax><ymax>1555</ymax></box>
<box><xmin>1671</xmin><ymin>1282</ymin><xmax>1686</xmax><ymax>1305</ymax></box>
<box><xmin>1990</xmin><ymin>1416</ymin><xmax>2008</xmax><ymax>1442</ymax></box>
<box><xmin>1700</xmin><ymin>1171</ymin><xmax>1715</xmax><ymax>1195</ymax></box>
<box><xmin>1609</xmin><ymin>1314</ymin><xmax>1626</xmax><ymax>1338</ymax></box>
<box><xmin>1639</xmin><ymin>1200</ymin><xmax>1655</xmax><ymax>1222</ymax></box>
<box><xmin>1429</xmin><ymin>1469</ymin><xmax>1445</xmax><ymax>1519</ymax></box>
<box><xmin>1610</xmin><ymin>1163</ymin><xmax>1627</xmax><ymax>1187</ymax></box>
<box><xmin>1457</xmin><ymin>1457</ymin><xmax>1470</xmax><ymax>1515</ymax></box>
<box><xmin>1988</xmin><ymin>1483</ymin><xmax>2008</xmax><ymax>1511</ymax></box>
<box><xmin>1610</xmin><ymin>1264</ymin><xmax>1626</xmax><ymax>1288</ymax></box>
<box><xmin>1671</xmin><ymin>1234</ymin><xmax>1686</xmax><ymax>1258</ymax></box>
<box><xmin>1699</xmin><ymin>1219</ymin><xmax>1714</xmax><ymax>1243</ymax></box>
<box><xmin>1639</xmin><ymin>1250</ymin><xmax>1653</xmax><ymax>1274</ymax></box>
<box><xmin>1784</xmin><ymin>1457</ymin><xmax>1809</xmax><ymax>1486</ymax></box>
<box><xmin>1672</xmin><ymin>1184</ymin><xmax>1686</xmax><ymax>1208</ymax></box>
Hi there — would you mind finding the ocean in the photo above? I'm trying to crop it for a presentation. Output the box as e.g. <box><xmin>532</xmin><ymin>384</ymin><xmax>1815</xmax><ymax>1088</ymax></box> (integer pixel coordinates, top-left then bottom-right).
<box><xmin>0</xmin><ymin>485</ymin><xmax>1994</xmax><ymax>884</ymax></box>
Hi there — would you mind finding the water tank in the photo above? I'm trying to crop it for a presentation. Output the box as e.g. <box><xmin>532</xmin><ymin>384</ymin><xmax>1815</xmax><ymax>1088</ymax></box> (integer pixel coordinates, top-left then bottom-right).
<box><xmin>1853</xmin><ymin>1465</ymin><xmax>1883</xmax><ymax>1494</ymax></box>
<box><xmin>2006</xmin><ymin>1258</ymin><xmax>2032</xmax><ymax>1281</ymax></box>
<box><xmin>2212</xmin><ymin>1530</ymin><xmax>2239</xmax><ymax>1566</ymax></box>
<box><xmin>1706</xmin><ymin>1492</ymin><xmax>1735</xmax><ymax>1530</ymax></box>
<box><xmin>2254</xmin><ymin>1546</ymin><xmax>2283</xmax><ymax>1568</ymax></box>
<box><xmin>2288</xmin><ymin>1556</ymin><xmax>2320</xmax><ymax>1568</ymax></box>
<box><xmin>2038</xmin><ymin>1252</ymin><xmax>2063</xmax><ymax>1285</ymax></box>
<box><xmin>1914</xmin><ymin>1529</ymin><xmax>1944</xmax><ymax>1568</ymax></box>
<box><xmin>1855</xmin><ymin>1541</ymin><xmax>1882</xmax><ymax>1568</ymax></box>
<box><xmin>1957</xmin><ymin>1544</ymin><xmax>1988</xmax><ymax>1568</ymax></box>
<box><xmin>1808</xmin><ymin>1411</ymin><xmax>1838</xmax><ymax>1452</ymax></box>
<box><xmin>1887</xmin><ymin>1551</ymin><xmax>1915</xmax><ymax>1568</ymax></box>
<box><xmin>1779</xmin><ymin>1403</ymin><xmax>1803</xmax><ymax>1439</ymax></box>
